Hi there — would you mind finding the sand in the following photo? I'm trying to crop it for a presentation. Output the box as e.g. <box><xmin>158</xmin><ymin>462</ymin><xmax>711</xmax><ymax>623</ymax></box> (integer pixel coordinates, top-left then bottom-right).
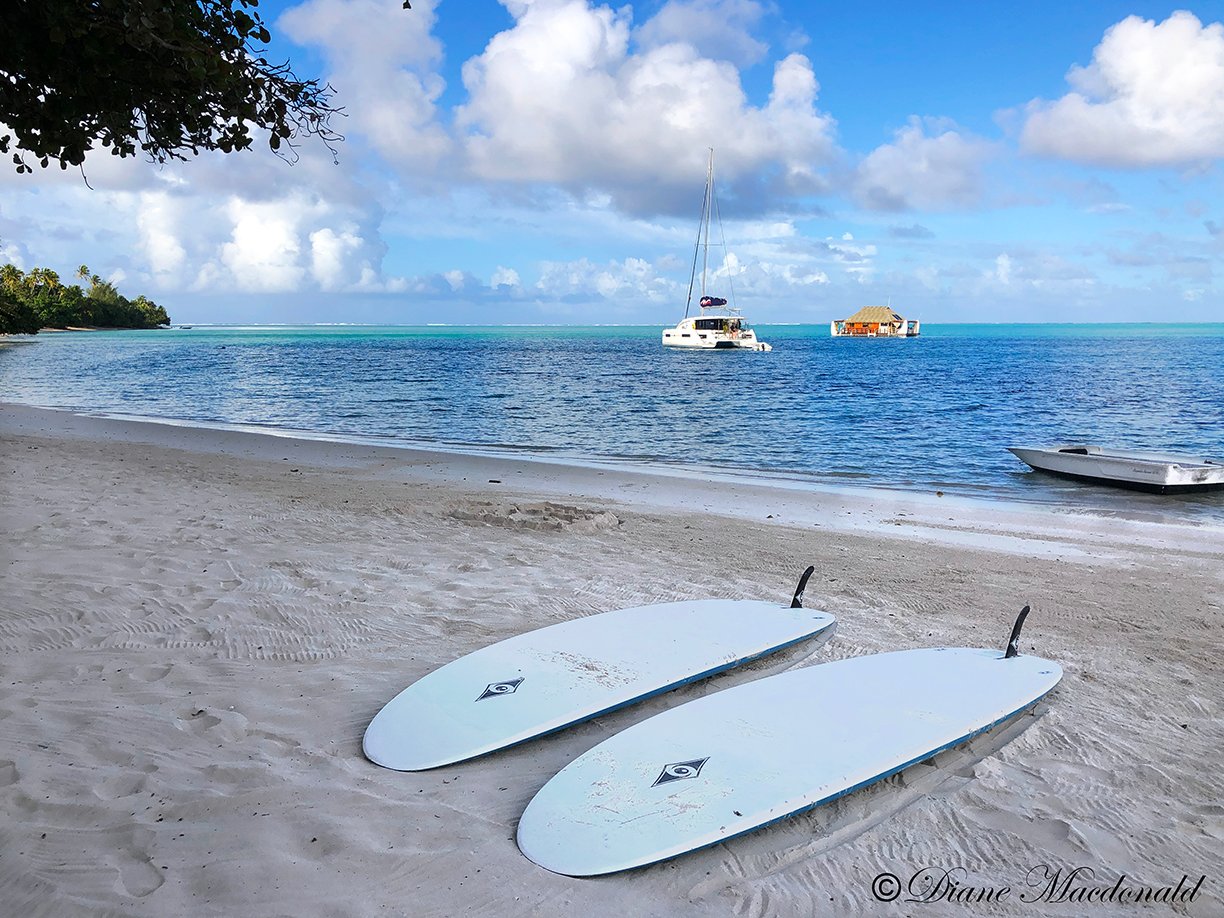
<box><xmin>1</xmin><ymin>402</ymin><xmax>1221</xmax><ymax>917</ymax></box>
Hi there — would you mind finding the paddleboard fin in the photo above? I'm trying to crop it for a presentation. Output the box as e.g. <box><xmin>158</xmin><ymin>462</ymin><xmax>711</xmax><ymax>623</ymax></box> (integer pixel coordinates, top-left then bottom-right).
<box><xmin>790</xmin><ymin>566</ymin><xmax>816</xmax><ymax>608</ymax></box>
<box><xmin>1004</xmin><ymin>605</ymin><xmax>1030</xmax><ymax>658</ymax></box>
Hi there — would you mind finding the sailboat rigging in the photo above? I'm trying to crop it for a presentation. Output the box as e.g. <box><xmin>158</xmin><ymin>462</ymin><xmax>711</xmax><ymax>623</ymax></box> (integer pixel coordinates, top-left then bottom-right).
<box><xmin>662</xmin><ymin>149</ymin><xmax>771</xmax><ymax>352</ymax></box>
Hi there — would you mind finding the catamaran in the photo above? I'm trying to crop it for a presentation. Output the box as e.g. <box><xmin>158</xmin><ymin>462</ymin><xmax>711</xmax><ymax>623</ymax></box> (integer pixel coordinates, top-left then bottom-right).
<box><xmin>661</xmin><ymin>150</ymin><xmax>771</xmax><ymax>352</ymax></box>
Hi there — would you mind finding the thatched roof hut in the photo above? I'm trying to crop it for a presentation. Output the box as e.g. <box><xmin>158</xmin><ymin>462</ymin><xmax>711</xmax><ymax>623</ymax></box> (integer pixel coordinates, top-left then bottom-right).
<box><xmin>843</xmin><ymin>306</ymin><xmax>905</xmax><ymax>324</ymax></box>
<box><xmin>831</xmin><ymin>305</ymin><xmax>920</xmax><ymax>337</ymax></box>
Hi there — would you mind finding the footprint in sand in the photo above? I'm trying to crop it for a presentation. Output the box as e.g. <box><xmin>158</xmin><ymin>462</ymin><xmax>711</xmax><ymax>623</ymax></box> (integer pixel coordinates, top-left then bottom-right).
<box><xmin>176</xmin><ymin>706</ymin><xmax>251</xmax><ymax>743</ymax></box>
<box><xmin>93</xmin><ymin>765</ymin><xmax>156</xmax><ymax>800</ymax></box>
<box><xmin>178</xmin><ymin>709</ymin><xmax>222</xmax><ymax>733</ymax></box>
<box><xmin>128</xmin><ymin>664</ymin><xmax>173</xmax><ymax>683</ymax></box>
<box><xmin>450</xmin><ymin>501</ymin><xmax>620</xmax><ymax>533</ymax></box>
<box><xmin>118</xmin><ymin>857</ymin><xmax>165</xmax><ymax>898</ymax></box>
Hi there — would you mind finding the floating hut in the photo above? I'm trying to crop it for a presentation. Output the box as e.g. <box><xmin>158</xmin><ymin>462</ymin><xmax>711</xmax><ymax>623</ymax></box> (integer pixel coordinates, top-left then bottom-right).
<box><xmin>830</xmin><ymin>306</ymin><xmax>920</xmax><ymax>338</ymax></box>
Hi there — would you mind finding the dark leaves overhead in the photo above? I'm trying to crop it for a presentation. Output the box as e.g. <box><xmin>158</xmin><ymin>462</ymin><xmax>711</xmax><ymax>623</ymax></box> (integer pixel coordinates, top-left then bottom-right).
<box><xmin>0</xmin><ymin>0</ymin><xmax>346</xmax><ymax>174</ymax></box>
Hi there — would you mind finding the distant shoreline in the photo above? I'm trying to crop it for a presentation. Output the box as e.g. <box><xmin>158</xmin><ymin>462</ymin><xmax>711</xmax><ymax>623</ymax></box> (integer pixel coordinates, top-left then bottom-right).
<box><xmin>56</xmin><ymin>321</ymin><xmax>1224</xmax><ymax>329</ymax></box>
<box><xmin>38</xmin><ymin>325</ymin><xmax>168</xmax><ymax>332</ymax></box>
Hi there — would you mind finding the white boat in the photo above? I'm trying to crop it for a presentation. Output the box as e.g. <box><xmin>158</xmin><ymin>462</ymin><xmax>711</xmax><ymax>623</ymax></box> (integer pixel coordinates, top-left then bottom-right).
<box><xmin>1008</xmin><ymin>445</ymin><xmax>1224</xmax><ymax>493</ymax></box>
<box><xmin>662</xmin><ymin>150</ymin><xmax>771</xmax><ymax>352</ymax></box>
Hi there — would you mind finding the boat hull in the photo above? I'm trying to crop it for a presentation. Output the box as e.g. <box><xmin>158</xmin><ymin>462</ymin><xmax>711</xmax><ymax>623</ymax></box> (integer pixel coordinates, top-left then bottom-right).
<box><xmin>1008</xmin><ymin>446</ymin><xmax>1224</xmax><ymax>493</ymax></box>
<box><xmin>661</xmin><ymin>331</ymin><xmax>771</xmax><ymax>351</ymax></box>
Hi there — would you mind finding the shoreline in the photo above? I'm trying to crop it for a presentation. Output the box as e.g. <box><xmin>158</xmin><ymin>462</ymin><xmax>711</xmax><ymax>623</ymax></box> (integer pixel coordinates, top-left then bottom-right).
<box><xmin>6</xmin><ymin>402</ymin><xmax>1223</xmax><ymax>546</ymax></box>
<box><xmin>1</xmin><ymin>402</ymin><xmax>1221</xmax><ymax>915</ymax></box>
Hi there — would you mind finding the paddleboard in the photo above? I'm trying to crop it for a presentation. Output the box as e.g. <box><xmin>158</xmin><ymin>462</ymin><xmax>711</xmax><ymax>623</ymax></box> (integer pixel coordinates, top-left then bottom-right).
<box><xmin>517</xmin><ymin>608</ymin><xmax>1060</xmax><ymax>876</ymax></box>
<box><xmin>364</xmin><ymin>568</ymin><xmax>836</xmax><ymax>771</ymax></box>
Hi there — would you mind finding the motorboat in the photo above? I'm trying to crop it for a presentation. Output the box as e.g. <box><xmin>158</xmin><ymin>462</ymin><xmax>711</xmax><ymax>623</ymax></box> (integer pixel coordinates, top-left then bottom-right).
<box><xmin>661</xmin><ymin>150</ymin><xmax>771</xmax><ymax>352</ymax></box>
<box><xmin>1008</xmin><ymin>444</ymin><xmax>1224</xmax><ymax>493</ymax></box>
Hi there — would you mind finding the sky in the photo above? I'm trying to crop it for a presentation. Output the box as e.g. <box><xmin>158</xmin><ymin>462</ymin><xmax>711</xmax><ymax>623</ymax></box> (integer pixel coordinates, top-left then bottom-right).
<box><xmin>3</xmin><ymin>0</ymin><xmax>1224</xmax><ymax>325</ymax></box>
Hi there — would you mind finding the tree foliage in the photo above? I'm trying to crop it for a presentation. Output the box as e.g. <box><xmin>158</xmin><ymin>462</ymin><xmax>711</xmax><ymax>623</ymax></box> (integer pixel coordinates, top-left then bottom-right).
<box><xmin>0</xmin><ymin>0</ymin><xmax>344</xmax><ymax>173</ymax></box>
<box><xmin>0</xmin><ymin>263</ymin><xmax>171</xmax><ymax>333</ymax></box>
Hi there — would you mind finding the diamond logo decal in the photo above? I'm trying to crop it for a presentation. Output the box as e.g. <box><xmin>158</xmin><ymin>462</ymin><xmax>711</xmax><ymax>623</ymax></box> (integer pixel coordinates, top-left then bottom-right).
<box><xmin>476</xmin><ymin>678</ymin><xmax>524</xmax><ymax>701</ymax></box>
<box><xmin>652</xmin><ymin>757</ymin><xmax>709</xmax><ymax>786</ymax></box>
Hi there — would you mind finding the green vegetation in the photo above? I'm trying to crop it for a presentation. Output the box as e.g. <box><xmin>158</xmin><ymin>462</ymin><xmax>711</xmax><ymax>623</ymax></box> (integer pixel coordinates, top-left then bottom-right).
<box><xmin>0</xmin><ymin>264</ymin><xmax>170</xmax><ymax>334</ymax></box>
<box><xmin>0</xmin><ymin>0</ymin><xmax>343</xmax><ymax>174</ymax></box>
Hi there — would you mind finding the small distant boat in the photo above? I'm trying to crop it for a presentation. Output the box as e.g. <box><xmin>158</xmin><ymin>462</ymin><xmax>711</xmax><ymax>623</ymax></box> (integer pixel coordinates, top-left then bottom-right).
<box><xmin>830</xmin><ymin>305</ymin><xmax>919</xmax><ymax>338</ymax></box>
<box><xmin>662</xmin><ymin>149</ymin><xmax>771</xmax><ymax>352</ymax></box>
<box><xmin>1008</xmin><ymin>445</ymin><xmax>1224</xmax><ymax>493</ymax></box>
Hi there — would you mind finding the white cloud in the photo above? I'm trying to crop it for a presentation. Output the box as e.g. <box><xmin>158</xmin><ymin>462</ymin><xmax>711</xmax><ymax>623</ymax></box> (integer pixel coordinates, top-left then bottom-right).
<box><xmin>1020</xmin><ymin>11</ymin><xmax>1224</xmax><ymax>166</ymax></box>
<box><xmin>0</xmin><ymin>235</ymin><xmax>28</xmax><ymax>269</ymax></box>
<box><xmin>279</xmin><ymin>0</ymin><xmax>453</xmax><ymax>173</ymax></box>
<box><xmin>535</xmin><ymin>256</ymin><xmax>677</xmax><ymax>302</ymax></box>
<box><xmin>705</xmin><ymin>218</ymin><xmax>836</xmax><ymax>294</ymax></box>
<box><xmin>995</xmin><ymin>253</ymin><xmax>1012</xmax><ymax>285</ymax></box>
<box><xmin>131</xmin><ymin>182</ymin><xmax>390</xmax><ymax>294</ymax></box>
<box><xmin>219</xmin><ymin>199</ymin><xmax>308</xmax><ymax>291</ymax></box>
<box><xmin>824</xmin><ymin>234</ymin><xmax>876</xmax><ymax>269</ymax></box>
<box><xmin>456</xmin><ymin>0</ymin><xmax>837</xmax><ymax>214</ymax></box>
<box><xmin>854</xmin><ymin>119</ymin><xmax>994</xmax><ymax>211</ymax></box>
<box><xmin>732</xmin><ymin>257</ymin><xmax>828</xmax><ymax>294</ymax></box>
<box><xmin>310</xmin><ymin>227</ymin><xmax>366</xmax><ymax>290</ymax></box>
<box><xmin>491</xmin><ymin>266</ymin><xmax>521</xmax><ymax>287</ymax></box>
<box><xmin>976</xmin><ymin>251</ymin><xmax>1095</xmax><ymax>292</ymax></box>
<box><xmin>2</xmin><ymin>124</ymin><xmax>399</xmax><ymax>295</ymax></box>
<box><xmin>136</xmin><ymin>191</ymin><xmax>190</xmax><ymax>279</ymax></box>
<box><xmin>633</xmin><ymin>0</ymin><xmax>768</xmax><ymax>66</ymax></box>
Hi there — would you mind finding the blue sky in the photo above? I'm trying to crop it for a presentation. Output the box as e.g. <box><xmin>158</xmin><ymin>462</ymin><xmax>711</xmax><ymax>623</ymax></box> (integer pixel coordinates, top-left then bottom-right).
<box><xmin>2</xmin><ymin>0</ymin><xmax>1223</xmax><ymax>324</ymax></box>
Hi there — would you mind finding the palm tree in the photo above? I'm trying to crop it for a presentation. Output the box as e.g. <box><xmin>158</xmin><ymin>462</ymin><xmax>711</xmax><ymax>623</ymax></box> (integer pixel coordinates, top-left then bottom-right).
<box><xmin>24</xmin><ymin>267</ymin><xmax>61</xmax><ymax>292</ymax></box>
<box><xmin>0</xmin><ymin>263</ymin><xmax>23</xmax><ymax>294</ymax></box>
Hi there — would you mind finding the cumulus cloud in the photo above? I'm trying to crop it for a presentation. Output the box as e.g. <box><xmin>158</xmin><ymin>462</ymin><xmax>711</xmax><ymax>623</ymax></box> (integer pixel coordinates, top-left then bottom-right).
<box><xmin>1020</xmin><ymin>11</ymin><xmax>1224</xmax><ymax>166</ymax></box>
<box><xmin>136</xmin><ymin>191</ymin><xmax>192</xmax><ymax>280</ymax></box>
<box><xmin>980</xmin><ymin>251</ymin><xmax>1095</xmax><ymax>290</ymax></box>
<box><xmin>491</xmin><ymin>266</ymin><xmax>521</xmax><ymax>287</ymax></box>
<box><xmin>853</xmin><ymin>119</ymin><xmax>994</xmax><ymax>211</ymax></box>
<box><xmin>456</xmin><ymin>0</ymin><xmax>837</xmax><ymax>215</ymax></box>
<box><xmin>536</xmin><ymin>256</ymin><xmax>677</xmax><ymax>302</ymax></box>
<box><xmin>995</xmin><ymin>253</ymin><xmax>1011</xmax><ymax>285</ymax></box>
<box><xmin>219</xmin><ymin>199</ymin><xmax>310</xmax><ymax>291</ymax></box>
<box><xmin>310</xmin><ymin>226</ymin><xmax>372</xmax><ymax>290</ymax></box>
<box><xmin>2</xmin><ymin>113</ymin><xmax>400</xmax><ymax>297</ymax></box>
<box><xmin>279</xmin><ymin>0</ymin><xmax>452</xmax><ymax>172</ymax></box>
<box><xmin>0</xmin><ymin>234</ymin><xmax>29</xmax><ymax>269</ymax></box>
<box><xmin>731</xmin><ymin>256</ymin><xmax>828</xmax><ymax>295</ymax></box>
<box><xmin>633</xmin><ymin>0</ymin><xmax>768</xmax><ymax>66</ymax></box>
<box><xmin>821</xmin><ymin>233</ymin><xmax>876</xmax><ymax>281</ymax></box>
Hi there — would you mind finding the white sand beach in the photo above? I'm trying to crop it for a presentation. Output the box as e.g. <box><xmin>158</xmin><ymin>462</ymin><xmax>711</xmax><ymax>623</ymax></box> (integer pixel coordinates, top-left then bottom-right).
<box><xmin>1</xmin><ymin>402</ymin><xmax>1221</xmax><ymax>916</ymax></box>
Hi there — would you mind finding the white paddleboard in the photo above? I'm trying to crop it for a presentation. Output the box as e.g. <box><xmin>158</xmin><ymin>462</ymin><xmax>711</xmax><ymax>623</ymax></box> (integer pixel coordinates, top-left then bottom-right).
<box><xmin>364</xmin><ymin>569</ymin><xmax>836</xmax><ymax>771</ymax></box>
<box><xmin>517</xmin><ymin>613</ymin><xmax>1060</xmax><ymax>876</ymax></box>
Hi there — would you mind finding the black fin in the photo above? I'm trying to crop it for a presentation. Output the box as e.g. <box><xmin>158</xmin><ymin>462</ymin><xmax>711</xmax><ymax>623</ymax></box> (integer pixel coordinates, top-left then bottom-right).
<box><xmin>790</xmin><ymin>566</ymin><xmax>816</xmax><ymax>608</ymax></box>
<box><xmin>1004</xmin><ymin>605</ymin><xmax>1030</xmax><ymax>658</ymax></box>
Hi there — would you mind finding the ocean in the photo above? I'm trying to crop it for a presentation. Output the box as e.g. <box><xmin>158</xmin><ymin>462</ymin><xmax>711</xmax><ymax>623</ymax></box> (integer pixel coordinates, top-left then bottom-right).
<box><xmin>4</xmin><ymin>323</ymin><xmax>1223</xmax><ymax>520</ymax></box>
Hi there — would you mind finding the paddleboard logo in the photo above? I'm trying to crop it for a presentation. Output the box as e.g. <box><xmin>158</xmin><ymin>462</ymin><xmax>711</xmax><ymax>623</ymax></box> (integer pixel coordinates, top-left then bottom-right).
<box><xmin>653</xmin><ymin>757</ymin><xmax>709</xmax><ymax>786</ymax></box>
<box><xmin>476</xmin><ymin>678</ymin><xmax>524</xmax><ymax>701</ymax></box>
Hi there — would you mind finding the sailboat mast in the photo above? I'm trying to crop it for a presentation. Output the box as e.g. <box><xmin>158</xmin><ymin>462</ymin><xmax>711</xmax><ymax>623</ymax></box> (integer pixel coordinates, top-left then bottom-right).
<box><xmin>700</xmin><ymin>149</ymin><xmax>713</xmax><ymax>297</ymax></box>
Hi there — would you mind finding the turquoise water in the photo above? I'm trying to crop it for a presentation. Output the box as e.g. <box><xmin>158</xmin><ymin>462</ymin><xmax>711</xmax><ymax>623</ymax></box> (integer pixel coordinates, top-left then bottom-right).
<box><xmin>3</xmin><ymin>323</ymin><xmax>1223</xmax><ymax>519</ymax></box>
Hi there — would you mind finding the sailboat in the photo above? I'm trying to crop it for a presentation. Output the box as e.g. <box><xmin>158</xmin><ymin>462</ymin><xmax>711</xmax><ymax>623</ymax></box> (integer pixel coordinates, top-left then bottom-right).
<box><xmin>661</xmin><ymin>150</ymin><xmax>772</xmax><ymax>351</ymax></box>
